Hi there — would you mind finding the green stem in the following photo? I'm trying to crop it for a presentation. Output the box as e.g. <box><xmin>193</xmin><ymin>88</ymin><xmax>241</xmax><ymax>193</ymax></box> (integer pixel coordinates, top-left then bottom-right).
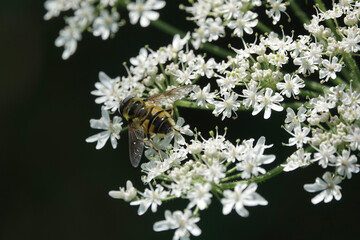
<box><xmin>219</xmin><ymin>164</ymin><xmax>284</xmax><ymax>189</ymax></box>
<box><xmin>281</xmin><ymin>101</ymin><xmax>303</xmax><ymax>109</ymax></box>
<box><xmin>343</xmin><ymin>53</ymin><xmax>360</xmax><ymax>90</ymax></box>
<box><xmin>256</xmin><ymin>21</ymin><xmax>272</xmax><ymax>33</ymax></box>
<box><xmin>162</xmin><ymin>195</ymin><xmax>177</xmax><ymax>202</ymax></box>
<box><xmin>151</xmin><ymin>19</ymin><xmax>186</xmax><ymax>37</ymax></box>
<box><xmin>193</xmin><ymin>206</ymin><xmax>200</xmax><ymax>216</ymax></box>
<box><xmin>304</xmin><ymin>79</ymin><xmax>327</xmax><ymax>93</ymax></box>
<box><xmin>298</xmin><ymin>89</ymin><xmax>320</xmax><ymax>98</ymax></box>
<box><xmin>120</xmin><ymin>126</ymin><xmax>128</xmax><ymax>133</ymax></box>
<box><xmin>289</xmin><ymin>0</ymin><xmax>310</xmax><ymax>24</ymax></box>
<box><xmin>211</xmin><ymin>185</ymin><xmax>222</xmax><ymax>201</ymax></box>
<box><xmin>329</xmin><ymin>77</ymin><xmax>347</xmax><ymax>86</ymax></box>
<box><xmin>175</xmin><ymin>100</ymin><xmax>215</xmax><ymax>111</ymax></box>
<box><xmin>173</xmin><ymin>105</ymin><xmax>180</xmax><ymax>120</ymax></box>
<box><xmin>220</xmin><ymin>172</ymin><xmax>243</xmax><ymax>183</ymax></box>
<box><xmin>226</xmin><ymin>166</ymin><xmax>237</xmax><ymax>174</ymax></box>
<box><xmin>200</xmin><ymin>43</ymin><xmax>235</xmax><ymax>58</ymax></box>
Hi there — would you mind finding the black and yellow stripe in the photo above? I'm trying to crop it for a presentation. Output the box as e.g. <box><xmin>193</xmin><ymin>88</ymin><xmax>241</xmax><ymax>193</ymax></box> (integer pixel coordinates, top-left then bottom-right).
<box><xmin>120</xmin><ymin>97</ymin><xmax>175</xmax><ymax>138</ymax></box>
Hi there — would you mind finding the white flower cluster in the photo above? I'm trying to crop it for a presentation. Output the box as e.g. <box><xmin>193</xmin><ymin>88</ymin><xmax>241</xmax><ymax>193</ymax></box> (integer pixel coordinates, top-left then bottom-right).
<box><xmin>109</xmin><ymin>128</ymin><xmax>272</xmax><ymax>239</ymax></box>
<box><xmin>44</xmin><ymin>0</ymin><xmax>166</xmax><ymax>59</ymax></box>
<box><xmin>283</xmin><ymin>84</ymin><xmax>360</xmax><ymax>204</ymax></box>
<box><xmin>183</xmin><ymin>0</ymin><xmax>287</xmax><ymax>48</ymax></box>
<box><xmin>48</xmin><ymin>0</ymin><xmax>360</xmax><ymax>239</ymax></box>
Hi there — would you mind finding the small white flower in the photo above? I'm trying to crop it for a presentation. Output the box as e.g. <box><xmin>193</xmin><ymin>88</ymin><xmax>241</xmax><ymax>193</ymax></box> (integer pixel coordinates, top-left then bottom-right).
<box><xmin>282</xmin><ymin>148</ymin><xmax>311</xmax><ymax>172</ymax></box>
<box><xmin>218</xmin><ymin>0</ymin><xmax>243</xmax><ymax>20</ymax></box>
<box><xmin>203</xmin><ymin>159</ymin><xmax>226</xmax><ymax>184</ymax></box>
<box><xmin>276</xmin><ymin>74</ymin><xmax>305</xmax><ymax>98</ymax></box>
<box><xmin>187</xmin><ymin>140</ymin><xmax>203</xmax><ymax>155</ymax></box>
<box><xmin>171</xmin><ymin>32</ymin><xmax>191</xmax><ymax>52</ymax></box>
<box><xmin>312</xmin><ymin>142</ymin><xmax>336</xmax><ymax>168</ymax></box>
<box><xmin>174</xmin><ymin>68</ymin><xmax>197</xmax><ymax>85</ymax></box>
<box><xmin>340</xmin><ymin>26</ymin><xmax>360</xmax><ymax>53</ymax></box>
<box><xmin>319</xmin><ymin>56</ymin><xmax>342</xmax><ymax>82</ymax></box>
<box><xmin>236</xmin><ymin>137</ymin><xmax>275</xmax><ymax>179</ymax></box>
<box><xmin>172</xmin><ymin>117</ymin><xmax>193</xmax><ymax>149</ymax></box>
<box><xmin>92</xmin><ymin>10</ymin><xmax>120</xmax><ymax>40</ymax></box>
<box><xmin>265</xmin><ymin>0</ymin><xmax>287</xmax><ymax>25</ymax></box>
<box><xmin>153</xmin><ymin>209</ymin><xmax>201</xmax><ymax>240</ymax></box>
<box><xmin>91</xmin><ymin>72</ymin><xmax>120</xmax><ymax>112</ymax></box>
<box><xmin>221</xmin><ymin>183</ymin><xmax>268</xmax><ymax>217</ymax></box>
<box><xmin>169</xmin><ymin>176</ymin><xmax>192</xmax><ymax>197</ymax></box>
<box><xmin>284</xmin><ymin>106</ymin><xmax>307</xmax><ymax>132</ymax></box>
<box><xmin>334</xmin><ymin>149</ymin><xmax>359</xmax><ymax>179</ymax></box>
<box><xmin>73</xmin><ymin>2</ymin><xmax>95</xmax><ymax>28</ymax></box>
<box><xmin>212</xmin><ymin>92</ymin><xmax>240</xmax><ymax>120</ymax></box>
<box><xmin>285</xmin><ymin>126</ymin><xmax>310</xmax><ymax>149</ymax></box>
<box><xmin>304</xmin><ymin>172</ymin><xmax>342</xmax><ymax>204</ymax></box>
<box><xmin>130</xmin><ymin>184</ymin><xmax>169</xmax><ymax>215</ymax></box>
<box><xmin>44</xmin><ymin>0</ymin><xmax>71</xmax><ymax>20</ymax></box>
<box><xmin>204</xmin><ymin>17</ymin><xmax>225</xmax><ymax>42</ymax></box>
<box><xmin>344</xmin><ymin>126</ymin><xmax>360</xmax><ymax>151</ymax></box>
<box><xmin>86</xmin><ymin>107</ymin><xmax>123</xmax><ymax>149</ymax></box>
<box><xmin>310</xmin><ymin>95</ymin><xmax>336</xmax><ymax>113</ymax></box>
<box><xmin>241</xmin><ymin>82</ymin><xmax>261</xmax><ymax>109</ymax></box>
<box><xmin>55</xmin><ymin>19</ymin><xmax>82</xmax><ymax>60</ymax></box>
<box><xmin>252</xmin><ymin>88</ymin><xmax>284</xmax><ymax>119</ymax></box>
<box><xmin>127</xmin><ymin>0</ymin><xmax>166</xmax><ymax>27</ymax></box>
<box><xmin>189</xmin><ymin>84</ymin><xmax>216</xmax><ymax>107</ymax></box>
<box><xmin>293</xmin><ymin>56</ymin><xmax>318</xmax><ymax>75</ymax></box>
<box><xmin>187</xmin><ymin>182</ymin><xmax>212</xmax><ymax>210</ymax></box>
<box><xmin>100</xmin><ymin>0</ymin><xmax>117</xmax><ymax>7</ymax></box>
<box><xmin>108</xmin><ymin>180</ymin><xmax>137</xmax><ymax>202</ymax></box>
<box><xmin>227</xmin><ymin>10</ymin><xmax>258</xmax><ymax>37</ymax></box>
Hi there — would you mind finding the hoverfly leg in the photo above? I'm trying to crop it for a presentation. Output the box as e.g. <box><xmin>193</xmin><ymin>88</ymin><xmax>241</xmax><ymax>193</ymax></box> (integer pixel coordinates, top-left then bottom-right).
<box><xmin>143</xmin><ymin>137</ymin><xmax>164</xmax><ymax>161</ymax></box>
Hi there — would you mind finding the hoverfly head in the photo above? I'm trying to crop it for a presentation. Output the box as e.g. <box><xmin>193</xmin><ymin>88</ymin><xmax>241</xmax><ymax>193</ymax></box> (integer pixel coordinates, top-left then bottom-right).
<box><xmin>119</xmin><ymin>96</ymin><xmax>134</xmax><ymax>119</ymax></box>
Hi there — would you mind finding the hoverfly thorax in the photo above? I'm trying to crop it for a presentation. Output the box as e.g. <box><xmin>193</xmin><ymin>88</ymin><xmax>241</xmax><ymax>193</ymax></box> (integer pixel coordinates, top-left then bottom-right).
<box><xmin>120</xmin><ymin>96</ymin><xmax>148</xmax><ymax>122</ymax></box>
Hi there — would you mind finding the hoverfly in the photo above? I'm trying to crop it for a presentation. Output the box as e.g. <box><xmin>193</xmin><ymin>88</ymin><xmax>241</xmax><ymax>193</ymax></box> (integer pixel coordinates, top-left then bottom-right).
<box><xmin>119</xmin><ymin>85</ymin><xmax>194</xmax><ymax>167</ymax></box>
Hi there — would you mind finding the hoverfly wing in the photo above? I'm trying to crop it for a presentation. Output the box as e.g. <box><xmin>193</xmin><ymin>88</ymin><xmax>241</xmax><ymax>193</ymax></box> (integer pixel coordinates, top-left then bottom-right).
<box><xmin>128</xmin><ymin>122</ymin><xmax>145</xmax><ymax>168</ymax></box>
<box><xmin>146</xmin><ymin>85</ymin><xmax>195</xmax><ymax>106</ymax></box>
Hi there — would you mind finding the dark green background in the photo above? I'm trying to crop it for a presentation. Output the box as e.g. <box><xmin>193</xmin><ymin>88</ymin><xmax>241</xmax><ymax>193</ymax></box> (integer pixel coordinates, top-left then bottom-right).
<box><xmin>1</xmin><ymin>1</ymin><xmax>359</xmax><ymax>239</ymax></box>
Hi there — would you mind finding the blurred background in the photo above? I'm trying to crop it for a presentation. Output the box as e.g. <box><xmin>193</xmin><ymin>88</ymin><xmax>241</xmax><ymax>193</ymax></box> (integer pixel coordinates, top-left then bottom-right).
<box><xmin>1</xmin><ymin>1</ymin><xmax>360</xmax><ymax>239</ymax></box>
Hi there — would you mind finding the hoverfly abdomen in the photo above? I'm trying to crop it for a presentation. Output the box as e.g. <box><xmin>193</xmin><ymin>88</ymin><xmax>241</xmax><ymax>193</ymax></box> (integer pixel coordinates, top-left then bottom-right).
<box><xmin>156</xmin><ymin>118</ymin><xmax>174</xmax><ymax>135</ymax></box>
<box><xmin>148</xmin><ymin>110</ymin><xmax>175</xmax><ymax>136</ymax></box>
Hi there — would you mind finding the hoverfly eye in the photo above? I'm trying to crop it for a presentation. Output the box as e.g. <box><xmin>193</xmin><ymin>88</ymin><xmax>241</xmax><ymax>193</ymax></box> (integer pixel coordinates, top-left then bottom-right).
<box><xmin>128</xmin><ymin>100</ymin><xmax>142</xmax><ymax>117</ymax></box>
<box><xmin>119</xmin><ymin>96</ymin><xmax>134</xmax><ymax>115</ymax></box>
